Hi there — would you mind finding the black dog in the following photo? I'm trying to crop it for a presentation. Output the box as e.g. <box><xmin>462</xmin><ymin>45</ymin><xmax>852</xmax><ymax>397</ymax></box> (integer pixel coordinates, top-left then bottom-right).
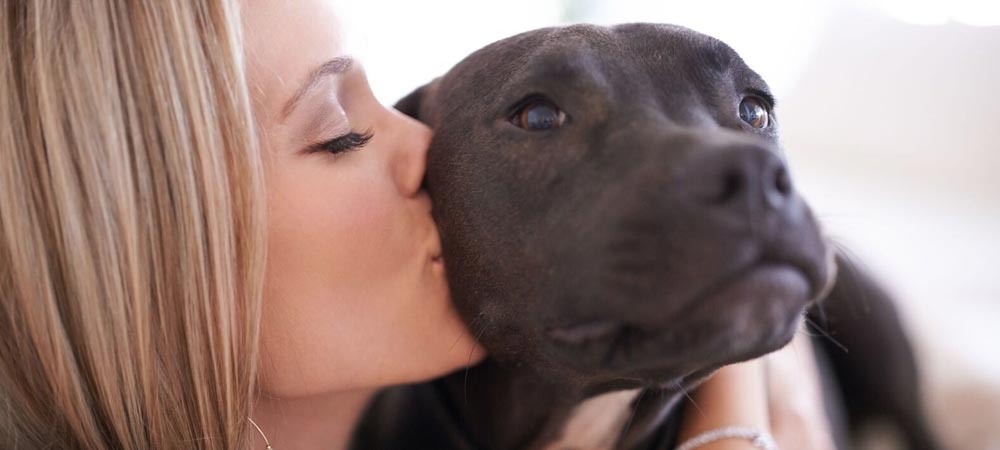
<box><xmin>354</xmin><ymin>24</ymin><xmax>941</xmax><ymax>450</ymax></box>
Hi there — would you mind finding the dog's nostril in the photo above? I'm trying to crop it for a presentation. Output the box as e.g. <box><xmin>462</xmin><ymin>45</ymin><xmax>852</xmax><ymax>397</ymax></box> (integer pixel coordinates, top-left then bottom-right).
<box><xmin>715</xmin><ymin>170</ymin><xmax>744</xmax><ymax>204</ymax></box>
<box><xmin>762</xmin><ymin>163</ymin><xmax>793</xmax><ymax>209</ymax></box>
<box><xmin>689</xmin><ymin>146</ymin><xmax>791</xmax><ymax>210</ymax></box>
<box><xmin>774</xmin><ymin>166</ymin><xmax>791</xmax><ymax>196</ymax></box>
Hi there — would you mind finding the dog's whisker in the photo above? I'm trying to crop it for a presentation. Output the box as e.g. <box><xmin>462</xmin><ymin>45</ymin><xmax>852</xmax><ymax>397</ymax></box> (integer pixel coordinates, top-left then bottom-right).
<box><xmin>808</xmin><ymin>299</ymin><xmax>829</xmax><ymax>329</ymax></box>
<box><xmin>829</xmin><ymin>238</ymin><xmax>872</xmax><ymax>315</ymax></box>
<box><xmin>619</xmin><ymin>388</ymin><xmax>646</xmax><ymax>442</ymax></box>
<box><xmin>804</xmin><ymin>316</ymin><xmax>848</xmax><ymax>354</ymax></box>
<box><xmin>450</xmin><ymin>312</ymin><xmax>485</xmax><ymax>352</ymax></box>
<box><xmin>464</xmin><ymin>322</ymin><xmax>490</xmax><ymax>406</ymax></box>
<box><xmin>675</xmin><ymin>380</ymin><xmax>705</xmax><ymax>419</ymax></box>
<box><xmin>798</xmin><ymin>312</ymin><xmax>823</xmax><ymax>338</ymax></box>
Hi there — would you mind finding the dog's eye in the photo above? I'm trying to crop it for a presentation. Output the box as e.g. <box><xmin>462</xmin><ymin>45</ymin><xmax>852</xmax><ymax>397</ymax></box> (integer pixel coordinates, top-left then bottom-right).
<box><xmin>513</xmin><ymin>99</ymin><xmax>566</xmax><ymax>131</ymax></box>
<box><xmin>739</xmin><ymin>97</ymin><xmax>770</xmax><ymax>129</ymax></box>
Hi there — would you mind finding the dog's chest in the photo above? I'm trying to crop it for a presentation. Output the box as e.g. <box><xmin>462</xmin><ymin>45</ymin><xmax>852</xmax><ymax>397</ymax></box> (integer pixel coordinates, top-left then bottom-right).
<box><xmin>542</xmin><ymin>388</ymin><xmax>641</xmax><ymax>450</ymax></box>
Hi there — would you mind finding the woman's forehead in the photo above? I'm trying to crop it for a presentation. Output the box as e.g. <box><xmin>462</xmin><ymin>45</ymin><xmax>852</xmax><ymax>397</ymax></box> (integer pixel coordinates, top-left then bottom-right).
<box><xmin>242</xmin><ymin>0</ymin><xmax>348</xmax><ymax>121</ymax></box>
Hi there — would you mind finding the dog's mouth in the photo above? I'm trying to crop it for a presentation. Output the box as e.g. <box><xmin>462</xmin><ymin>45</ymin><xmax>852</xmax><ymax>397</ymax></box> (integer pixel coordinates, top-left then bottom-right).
<box><xmin>542</xmin><ymin>262</ymin><xmax>811</xmax><ymax>377</ymax></box>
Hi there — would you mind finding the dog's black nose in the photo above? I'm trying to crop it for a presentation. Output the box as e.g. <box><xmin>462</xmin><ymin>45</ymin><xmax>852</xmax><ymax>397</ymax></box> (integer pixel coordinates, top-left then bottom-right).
<box><xmin>687</xmin><ymin>145</ymin><xmax>792</xmax><ymax>212</ymax></box>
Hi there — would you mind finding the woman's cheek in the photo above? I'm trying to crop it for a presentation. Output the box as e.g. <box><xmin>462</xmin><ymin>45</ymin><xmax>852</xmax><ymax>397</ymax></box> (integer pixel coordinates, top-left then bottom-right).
<box><xmin>319</xmin><ymin>179</ymin><xmax>412</xmax><ymax>279</ymax></box>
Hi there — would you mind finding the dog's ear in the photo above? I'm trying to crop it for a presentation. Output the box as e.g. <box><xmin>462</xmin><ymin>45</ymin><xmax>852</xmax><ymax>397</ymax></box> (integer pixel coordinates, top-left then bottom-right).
<box><xmin>393</xmin><ymin>78</ymin><xmax>440</xmax><ymax>126</ymax></box>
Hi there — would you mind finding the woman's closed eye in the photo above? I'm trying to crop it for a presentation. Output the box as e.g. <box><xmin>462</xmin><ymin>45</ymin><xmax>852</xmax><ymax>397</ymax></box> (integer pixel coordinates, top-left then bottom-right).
<box><xmin>306</xmin><ymin>129</ymin><xmax>374</xmax><ymax>155</ymax></box>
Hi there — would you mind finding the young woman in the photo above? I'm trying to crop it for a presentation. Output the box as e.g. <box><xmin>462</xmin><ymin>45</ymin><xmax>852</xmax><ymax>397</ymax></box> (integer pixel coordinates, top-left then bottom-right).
<box><xmin>0</xmin><ymin>1</ymin><xmax>834</xmax><ymax>449</ymax></box>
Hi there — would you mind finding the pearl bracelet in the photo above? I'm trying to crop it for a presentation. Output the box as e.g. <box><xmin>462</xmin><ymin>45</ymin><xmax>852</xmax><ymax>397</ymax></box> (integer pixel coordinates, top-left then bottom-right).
<box><xmin>675</xmin><ymin>426</ymin><xmax>777</xmax><ymax>450</ymax></box>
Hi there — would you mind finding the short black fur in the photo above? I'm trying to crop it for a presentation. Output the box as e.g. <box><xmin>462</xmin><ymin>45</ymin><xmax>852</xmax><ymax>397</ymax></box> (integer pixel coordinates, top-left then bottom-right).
<box><xmin>354</xmin><ymin>23</ymin><xmax>943</xmax><ymax>450</ymax></box>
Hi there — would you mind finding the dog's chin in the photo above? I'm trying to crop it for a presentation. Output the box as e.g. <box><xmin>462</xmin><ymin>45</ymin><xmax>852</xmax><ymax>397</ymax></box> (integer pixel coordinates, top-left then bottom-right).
<box><xmin>538</xmin><ymin>264</ymin><xmax>811</xmax><ymax>387</ymax></box>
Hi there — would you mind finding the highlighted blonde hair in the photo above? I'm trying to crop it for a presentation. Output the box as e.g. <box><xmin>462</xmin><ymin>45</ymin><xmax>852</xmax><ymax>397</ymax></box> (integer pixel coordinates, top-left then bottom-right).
<box><xmin>1</xmin><ymin>2</ymin><xmax>265</xmax><ymax>448</ymax></box>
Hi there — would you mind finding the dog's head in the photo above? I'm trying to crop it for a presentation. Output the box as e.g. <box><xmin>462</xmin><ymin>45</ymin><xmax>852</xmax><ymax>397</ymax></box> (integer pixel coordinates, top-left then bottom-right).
<box><xmin>398</xmin><ymin>23</ymin><xmax>835</xmax><ymax>393</ymax></box>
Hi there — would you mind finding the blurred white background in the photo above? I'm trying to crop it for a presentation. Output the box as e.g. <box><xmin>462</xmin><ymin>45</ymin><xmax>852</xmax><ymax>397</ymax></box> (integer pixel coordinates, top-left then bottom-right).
<box><xmin>339</xmin><ymin>1</ymin><xmax>1000</xmax><ymax>448</ymax></box>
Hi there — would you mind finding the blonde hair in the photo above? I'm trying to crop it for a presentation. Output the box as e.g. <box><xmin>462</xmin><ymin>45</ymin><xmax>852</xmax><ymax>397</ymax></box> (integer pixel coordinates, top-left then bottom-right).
<box><xmin>1</xmin><ymin>1</ymin><xmax>265</xmax><ymax>449</ymax></box>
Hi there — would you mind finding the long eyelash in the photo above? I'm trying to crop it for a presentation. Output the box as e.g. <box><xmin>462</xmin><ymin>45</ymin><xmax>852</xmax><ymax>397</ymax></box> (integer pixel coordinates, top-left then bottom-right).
<box><xmin>307</xmin><ymin>129</ymin><xmax>374</xmax><ymax>155</ymax></box>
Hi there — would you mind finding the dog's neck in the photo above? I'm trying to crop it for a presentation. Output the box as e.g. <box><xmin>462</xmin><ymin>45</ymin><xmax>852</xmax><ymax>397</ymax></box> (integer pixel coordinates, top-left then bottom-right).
<box><xmin>438</xmin><ymin>359</ymin><xmax>685</xmax><ymax>449</ymax></box>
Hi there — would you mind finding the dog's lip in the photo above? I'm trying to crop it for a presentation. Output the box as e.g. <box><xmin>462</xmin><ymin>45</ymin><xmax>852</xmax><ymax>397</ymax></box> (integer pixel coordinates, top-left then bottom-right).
<box><xmin>682</xmin><ymin>261</ymin><xmax>810</xmax><ymax>315</ymax></box>
<box><xmin>543</xmin><ymin>262</ymin><xmax>810</xmax><ymax>348</ymax></box>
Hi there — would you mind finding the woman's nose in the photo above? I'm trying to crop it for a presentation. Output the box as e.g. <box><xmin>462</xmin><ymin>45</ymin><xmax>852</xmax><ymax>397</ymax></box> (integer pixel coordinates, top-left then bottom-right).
<box><xmin>389</xmin><ymin>109</ymin><xmax>432</xmax><ymax>197</ymax></box>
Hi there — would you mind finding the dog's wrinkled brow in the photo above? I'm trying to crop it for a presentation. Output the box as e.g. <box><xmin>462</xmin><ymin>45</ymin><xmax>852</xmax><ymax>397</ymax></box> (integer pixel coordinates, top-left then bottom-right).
<box><xmin>501</xmin><ymin>50</ymin><xmax>607</xmax><ymax>94</ymax></box>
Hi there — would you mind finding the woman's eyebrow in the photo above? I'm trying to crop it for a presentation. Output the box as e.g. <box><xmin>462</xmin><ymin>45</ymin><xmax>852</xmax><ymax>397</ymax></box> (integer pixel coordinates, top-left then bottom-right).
<box><xmin>280</xmin><ymin>56</ymin><xmax>353</xmax><ymax>119</ymax></box>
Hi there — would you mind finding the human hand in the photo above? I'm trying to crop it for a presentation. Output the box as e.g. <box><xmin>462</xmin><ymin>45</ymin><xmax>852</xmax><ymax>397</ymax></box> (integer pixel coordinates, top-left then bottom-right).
<box><xmin>677</xmin><ymin>359</ymin><xmax>772</xmax><ymax>450</ymax></box>
<box><xmin>765</xmin><ymin>328</ymin><xmax>838</xmax><ymax>450</ymax></box>
<box><xmin>677</xmin><ymin>325</ymin><xmax>838</xmax><ymax>450</ymax></box>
